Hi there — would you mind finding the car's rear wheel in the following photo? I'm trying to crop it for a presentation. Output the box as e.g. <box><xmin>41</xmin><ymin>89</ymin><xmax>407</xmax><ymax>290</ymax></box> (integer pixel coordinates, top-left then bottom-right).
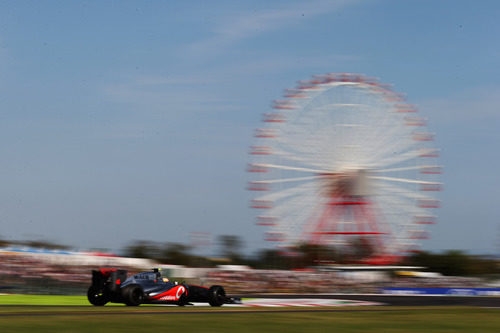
<box><xmin>208</xmin><ymin>285</ymin><xmax>226</xmax><ymax>307</ymax></box>
<box><xmin>122</xmin><ymin>284</ymin><xmax>144</xmax><ymax>306</ymax></box>
<box><xmin>87</xmin><ymin>286</ymin><xmax>109</xmax><ymax>306</ymax></box>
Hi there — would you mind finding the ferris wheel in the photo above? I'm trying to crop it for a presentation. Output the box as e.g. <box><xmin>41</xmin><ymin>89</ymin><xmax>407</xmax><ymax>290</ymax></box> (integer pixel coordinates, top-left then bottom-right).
<box><xmin>248</xmin><ymin>73</ymin><xmax>441</xmax><ymax>264</ymax></box>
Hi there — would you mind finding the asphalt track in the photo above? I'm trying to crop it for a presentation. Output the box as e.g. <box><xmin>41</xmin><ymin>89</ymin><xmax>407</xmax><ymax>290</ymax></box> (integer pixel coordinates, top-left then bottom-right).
<box><xmin>238</xmin><ymin>294</ymin><xmax>500</xmax><ymax>307</ymax></box>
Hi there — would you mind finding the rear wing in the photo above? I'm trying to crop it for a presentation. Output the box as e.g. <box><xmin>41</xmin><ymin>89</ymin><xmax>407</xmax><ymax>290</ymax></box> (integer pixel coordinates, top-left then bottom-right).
<box><xmin>91</xmin><ymin>269</ymin><xmax>128</xmax><ymax>294</ymax></box>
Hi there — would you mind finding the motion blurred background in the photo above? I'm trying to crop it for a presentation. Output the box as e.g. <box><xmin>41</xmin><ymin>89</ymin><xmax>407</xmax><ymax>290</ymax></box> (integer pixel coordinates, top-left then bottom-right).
<box><xmin>0</xmin><ymin>1</ymin><xmax>499</xmax><ymax>295</ymax></box>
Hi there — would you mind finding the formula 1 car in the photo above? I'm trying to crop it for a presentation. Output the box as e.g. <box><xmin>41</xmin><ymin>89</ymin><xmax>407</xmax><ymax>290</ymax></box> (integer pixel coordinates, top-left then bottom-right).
<box><xmin>87</xmin><ymin>268</ymin><xmax>238</xmax><ymax>306</ymax></box>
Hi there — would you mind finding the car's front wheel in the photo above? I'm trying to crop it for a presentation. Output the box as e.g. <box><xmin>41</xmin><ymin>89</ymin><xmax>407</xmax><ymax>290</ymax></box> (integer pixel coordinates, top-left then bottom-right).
<box><xmin>177</xmin><ymin>288</ymin><xmax>189</xmax><ymax>306</ymax></box>
<box><xmin>208</xmin><ymin>285</ymin><xmax>226</xmax><ymax>307</ymax></box>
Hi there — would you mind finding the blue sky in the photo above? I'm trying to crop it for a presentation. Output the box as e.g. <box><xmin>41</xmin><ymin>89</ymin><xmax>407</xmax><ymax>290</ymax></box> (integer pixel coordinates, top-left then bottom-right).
<box><xmin>0</xmin><ymin>0</ymin><xmax>498</xmax><ymax>255</ymax></box>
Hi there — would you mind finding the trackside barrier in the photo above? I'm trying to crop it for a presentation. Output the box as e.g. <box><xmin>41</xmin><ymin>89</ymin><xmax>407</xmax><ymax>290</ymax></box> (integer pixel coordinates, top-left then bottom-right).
<box><xmin>382</xmin><ymin>288</ymin><xmax>500</xmax><ymax>296</ymax></box>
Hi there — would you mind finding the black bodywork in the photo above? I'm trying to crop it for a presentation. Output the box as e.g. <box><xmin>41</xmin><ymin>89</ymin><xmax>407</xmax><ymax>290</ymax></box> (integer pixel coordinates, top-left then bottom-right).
<box><xmin>87</xmin><ymin>268</ymin><xmax>238</xmax><ymax>307</ymax></box>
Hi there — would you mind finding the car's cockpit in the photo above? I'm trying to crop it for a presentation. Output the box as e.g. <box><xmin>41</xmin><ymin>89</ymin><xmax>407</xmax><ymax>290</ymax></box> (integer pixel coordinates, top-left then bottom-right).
<box><xmin>127</xmin><ymin>269</ymin><xmax>175</xmax><ymax>289</ymax></box>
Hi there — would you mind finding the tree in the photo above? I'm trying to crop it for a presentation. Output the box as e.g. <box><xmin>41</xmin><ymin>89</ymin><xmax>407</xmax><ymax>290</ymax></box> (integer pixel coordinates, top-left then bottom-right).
<box><xmin>123</xmin><ymin>240</ymin><xmax>161</xmax><ymax>259</ymax></box>
<box><xmin>293</xmin><ymin>243</ymin><xmax>338</xmax><ymax>268</ymax></box>
<box><xmin>251</xmin><ymin>249</ymin><xmax>293</xmax><ymax>269</ymax></box>
<box><xmin>19</xmin><ymin>240</ymin><xmax>70</xmax><ymax>250</ymax></box>
<box><xmin>0</xmin><ymin>237</ymin><xmax>10</xmax><ymax>248</ymax></box>
<box><xmin>404</xmin><ymin>250</ymin><xmax>500</xmax><ymax>277</ymax></box>
<box><xmin>341</xmin><ymin>237</ymin><xmax>376</xmax><ymax>263</ymax></box>
<box><xmin>217</xmin><ymin>235</ymin><xmax>244</xmax><ymax>263</ymax></box>
<box><xmin>159</xmin><ymin>243</ymin><xmax>193</xmax><ymax>265</ymax></box>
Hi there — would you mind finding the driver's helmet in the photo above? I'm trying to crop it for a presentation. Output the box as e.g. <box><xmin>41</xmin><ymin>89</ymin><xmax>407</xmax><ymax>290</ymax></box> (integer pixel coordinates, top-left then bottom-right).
<box><xmin>162</xmin><ymin>277</ymin><xmax>169</xmax><ymax>283</ymax></box>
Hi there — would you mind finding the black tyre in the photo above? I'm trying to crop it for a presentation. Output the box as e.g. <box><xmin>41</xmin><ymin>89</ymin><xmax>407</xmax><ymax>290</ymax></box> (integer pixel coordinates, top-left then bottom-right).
<box><xmin>208</xmin><ymin>285</ymin><xmax>226</xmax><ymax>307</ymax></box>
<box><xmin>87</xmin><ymin>286</ymin><xmax>109</xmax><ymax>306</ymax></box>
<box><xmin>122</xmin><ymin>284</ymin><xmax>144</xmax><ymax>306</ymax></box>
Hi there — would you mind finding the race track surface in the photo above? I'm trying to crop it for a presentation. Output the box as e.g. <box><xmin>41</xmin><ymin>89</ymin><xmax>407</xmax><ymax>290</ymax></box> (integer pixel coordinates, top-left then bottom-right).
<box><xmin>236</xmin><ymin>294</ymin><xmax>500</xmax><ymax>307</ymax></box>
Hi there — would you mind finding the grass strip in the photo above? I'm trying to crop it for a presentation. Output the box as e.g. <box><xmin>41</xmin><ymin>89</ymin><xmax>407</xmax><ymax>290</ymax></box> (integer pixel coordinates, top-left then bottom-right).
<box><xmin>0</xmin><ymin>306</ymin><xmax>498</xmax><ymax>332</ymax></box>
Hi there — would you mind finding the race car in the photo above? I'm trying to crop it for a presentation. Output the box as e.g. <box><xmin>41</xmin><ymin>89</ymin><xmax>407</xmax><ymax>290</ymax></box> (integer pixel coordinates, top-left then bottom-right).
<box><xmin>87</xmin><ymin>268</ymin><xmax>237</xmax><ymax>306</ymax></box>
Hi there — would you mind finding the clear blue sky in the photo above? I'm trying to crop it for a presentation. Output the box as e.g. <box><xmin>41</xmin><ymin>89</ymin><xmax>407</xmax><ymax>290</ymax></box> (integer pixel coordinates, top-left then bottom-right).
<box><xmin>0</xmin><ymin>0</ymin><xmax>498</xmax><ymax>255</ymax></box>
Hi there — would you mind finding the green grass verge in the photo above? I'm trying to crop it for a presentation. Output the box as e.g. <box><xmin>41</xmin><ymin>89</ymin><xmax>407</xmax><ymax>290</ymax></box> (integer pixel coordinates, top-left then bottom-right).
<box><xmin>0</xmin><ymin>294</ymin><xmax>89</xmax><ymax>306</ymax></box>
<box><xmin>0</xmin><ymin>306</ymin><xmax>498</xmax><ymax>332</ymax></box>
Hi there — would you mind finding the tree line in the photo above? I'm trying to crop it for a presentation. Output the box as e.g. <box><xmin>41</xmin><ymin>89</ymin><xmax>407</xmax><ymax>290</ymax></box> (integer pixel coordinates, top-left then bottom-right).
<box><xmin>123</xmin><ymin>236</ymin><xmax>500</xmax><ymax>277</ymax></box>
<box><xmin>1</xmin><ymin>235</ymin><xmax>499</xmax><ymax>277</ymax></box>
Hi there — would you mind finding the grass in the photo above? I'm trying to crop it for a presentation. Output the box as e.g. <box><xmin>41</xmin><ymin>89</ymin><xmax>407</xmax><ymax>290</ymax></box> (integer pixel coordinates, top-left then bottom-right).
<box><xmin>0</xmin><ymin>294</ymin><xmax>88</xmax><ymax>306</ymax></box>
<box><xmin>0</xmin><ymin>295</ymin><xmax>499</xmax><ymax>332</ymax></box>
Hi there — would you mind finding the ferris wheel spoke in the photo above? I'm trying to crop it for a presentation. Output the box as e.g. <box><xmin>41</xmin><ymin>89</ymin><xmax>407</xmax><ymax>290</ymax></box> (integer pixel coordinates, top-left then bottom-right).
<box><xmin>313</xmin><ymin>103</ymin><xmax>368</xmax><ymax>111</ymax></box>
<box><xmin>269</xmin><ymin>196</ymin><xmax>318</xmax><ymax>238</ymax></box>
<box><xmin>372</xmin><ymin>148</ymin><xmax>426</xmax><ymax>169</ymax></box>
<box><xmin>365</xmin><ymin>129</ymin><xmax>418</xmax><ymax>165</ymax></box>
<box><xmin>369</xmin><ymin>140</ymin><xmax>417</xmax><ymax>167</ymax></box>
<box><xmin>363</xmin><ymin>107</ymin><xmax>420</xmax><ymax>155</ymax></box>
<box><xmin>373</xmin><ymin>165</ymin><xmax>442</xmax><ymax>173</ymax></box>
<box><xmin>269</xmin><ymin>147</ymin><xmax>330</xmax><ymax>169</ymax></box>
<box><xmin>369</xmin><ymin>175</ymin><xmax>441</xmax><ymax>186</ymax></box>
<box><xmin>250</xmin><ymin>163</ymin><xmax>328</xmax><ymax>174</ymax></box>
<box><xmin>255</xmin><ymin>181</ymin><xmax>317</xmax><ymax>202</ymax></box>
<box><xmin>251</xmin><ymin>175</ymin><xmax>322</xmax><ymax>185</ymax></box>
<box><xmin>375</xmin><ymin>195</ymin><xmax>424</xmax><ymax>217</ymax></box>
<box><xmin>375</xmin><ymin>181</ymin><xmax>435</xmax><ymax>202</ymax></box>
<box><xmin>372</xmin><ymin>178</ymin><xmax>438</xmax><ymax>229</ymax></box>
